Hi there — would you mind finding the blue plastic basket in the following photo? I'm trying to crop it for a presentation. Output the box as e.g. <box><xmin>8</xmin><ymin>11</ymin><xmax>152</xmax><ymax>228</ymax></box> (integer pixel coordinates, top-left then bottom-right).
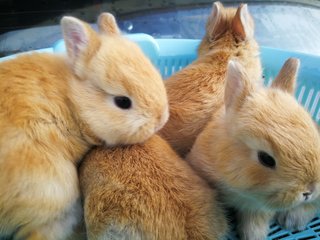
<box><xmin>1</xmin><ymin>34</ymin><xmax>320</xmax><ymax>239</ymax></box>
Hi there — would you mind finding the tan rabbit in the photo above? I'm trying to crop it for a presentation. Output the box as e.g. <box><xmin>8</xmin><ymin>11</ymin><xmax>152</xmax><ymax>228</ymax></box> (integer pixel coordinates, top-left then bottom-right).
<box><xmin>187</xmin><ymin>58</ymin><xmax>320</xmax><ymax>240</ymax></box>
<box><xmin>159</xmin><ymin>1</ymin><xmax>262</xmax><ymax>157</ymax></box>
<box><xmin>0</xmin><ymin>13</ymin><xmax>168</xmax><ymax>240</ymax></box>
<box><xmin>79</xmin><ymin>134</ymin><xmax>228</xmax><ymax>240</ymax></box>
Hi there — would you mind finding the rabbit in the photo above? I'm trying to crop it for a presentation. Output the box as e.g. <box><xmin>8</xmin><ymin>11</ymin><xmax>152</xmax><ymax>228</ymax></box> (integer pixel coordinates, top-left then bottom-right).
<box><xmin>186</xmin><ymin>58</ymin><xmax>320</xmax><ymax>240</ymax></box>
<box><xmin>79</xmin><ymin>134</ymin><xmax>228</xmax><ymax>240</ymax></box>
<box><xmin>159</xmin><ymin>1</ymin><xmax>262</xmax><ymax>157</ymax></box>
<box><xmin>0</xmin><ymin>12</ymin><xmax>168</xmax><ymax>240</ymax></box>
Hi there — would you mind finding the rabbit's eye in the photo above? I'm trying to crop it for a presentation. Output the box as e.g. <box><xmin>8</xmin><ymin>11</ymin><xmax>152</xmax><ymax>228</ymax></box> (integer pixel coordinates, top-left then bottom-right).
<box><xmin>258</xmin><ymin>151</ymin><xmax>276</xmax><ymax>169</ymax></box>
<box><xmin>114</xmin><ymin>96</ymin><xmax>132</xmax><ymax>109</ymax></box>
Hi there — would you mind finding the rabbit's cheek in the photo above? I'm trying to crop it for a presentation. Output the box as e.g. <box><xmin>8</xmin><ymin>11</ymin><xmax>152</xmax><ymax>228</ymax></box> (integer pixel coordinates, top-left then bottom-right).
<box><xmin>155</xmin><ymin>107</ymin><xmax>169</xmax><ymax>132</ymax></box>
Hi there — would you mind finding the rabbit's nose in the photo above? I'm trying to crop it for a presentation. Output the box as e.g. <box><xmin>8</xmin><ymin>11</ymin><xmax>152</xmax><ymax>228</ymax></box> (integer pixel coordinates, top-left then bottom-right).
<box><xmin>302</xmin><ymin>184</ymin><xmax>315</xmax><ymax>201</ymax></box>
<box><xmin>302</xmin><ymin>191</ymin><xmax>312</xmax><ymax>201</ymax></box>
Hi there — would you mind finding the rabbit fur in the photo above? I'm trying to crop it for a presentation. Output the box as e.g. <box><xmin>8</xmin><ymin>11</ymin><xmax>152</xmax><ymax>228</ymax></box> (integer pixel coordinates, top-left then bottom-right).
<box><xmin>187</xmin><ymin>58</ymin><xmax>320</xmax><ymax>240</ymax></box>
<box><xmin>80</xmin><ymin>135</ymin><xmax>228</xmax><ymax>240</ymax></box>
<box><xmin>0</xmin><ymin>13</ymin><xmax>168</xmax><ymax>240</ymax></box>
<box><xmin>159</xmin><ymin>1</ymin><xmax>262</xmax><ymax>157</ymax></box>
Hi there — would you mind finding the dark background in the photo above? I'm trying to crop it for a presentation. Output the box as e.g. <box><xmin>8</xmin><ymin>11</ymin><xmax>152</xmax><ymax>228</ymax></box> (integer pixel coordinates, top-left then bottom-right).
<box><xmin>1</xmin><ymin>0</ymin><xmax>320</xmax><ymax>34</ymax></box>
<box><xmin>1</xmin><ymin>0</ymin><xmax>320</xmax><ymax>57</ymax></box>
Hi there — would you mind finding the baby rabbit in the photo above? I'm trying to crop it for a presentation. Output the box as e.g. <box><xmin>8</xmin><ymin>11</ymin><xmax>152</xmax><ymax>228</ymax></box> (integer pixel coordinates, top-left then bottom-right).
<box><xmin>159</xmin><ymin>1</ymin><xmax>262</xmax><ymax>157</ymax></box>
<box><xmin>187</xmin><ymin>58</ymin><xmax>320</xmax><ymax>240</ymax></box>
<box><xmin>79</xmin><ymin>134</ymin><xmax>228</xmax><ymax>240</ymax></box>
<box><xmin>0</xmin><ymin>13</ymin><xmax>168</xmax><ymax>240</ymax></box>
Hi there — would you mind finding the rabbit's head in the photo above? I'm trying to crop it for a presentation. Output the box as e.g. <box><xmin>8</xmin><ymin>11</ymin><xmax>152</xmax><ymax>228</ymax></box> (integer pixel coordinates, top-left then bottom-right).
<box><xmin>198</xmin><ymin>2</ymin><xmax>257</xmax><ymax>57</ymax></box>
<box><xmin>212</xmin><ymin>59</ymin><xmax>320</xmax><ymax>210</ymax></box>
<box><xmin>61</xmin><ymin>13</ymin><xmax>168</xmax><ymax>146</ymax></box>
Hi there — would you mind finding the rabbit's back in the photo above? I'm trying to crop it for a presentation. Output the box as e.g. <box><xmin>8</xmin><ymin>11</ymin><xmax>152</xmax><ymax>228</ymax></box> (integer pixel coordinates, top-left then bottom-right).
<box><xmin>160</xmin><ymin>58</ymin><xmax>227</xmax><ymax>157</ymax></box>
<box><xmin>80</xmin><ymin>135</ymin><xmax>227</xmax><ymax>240</ymax></box>
<box><xmin>0</xmin><ymin>53</ymin><xmax>87</xmax><ymax>158</ymax></box>
<box><xmin>1</xmin><ymin>53</ymin><xmax>70</xmax><ymax>129</ymax></box>
<box><xmin>0</xmin><ymin>53</ymin><xmax>87</xmax><ymax>238</ymax></box>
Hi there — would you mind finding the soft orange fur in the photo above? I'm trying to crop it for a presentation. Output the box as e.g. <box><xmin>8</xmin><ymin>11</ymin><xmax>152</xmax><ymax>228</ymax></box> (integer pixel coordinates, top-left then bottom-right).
<box><xmin>159</xmin><ymin>2</ymin><xmax>262</xmax><ymax>157</ymax></box>
<box><xmin>0</xmin><ymin>13</ymin><xmax>168</xmax><ymax>240</ymax></box>
<box><xmin>187</xmin><ymin>59</ymin><xmax>320</xmax><ymax>240</ymax></box>
<box><xmin>79</xmin><ymin>134</ymin><xmax>228</xmax><ymax>240</ymax></box>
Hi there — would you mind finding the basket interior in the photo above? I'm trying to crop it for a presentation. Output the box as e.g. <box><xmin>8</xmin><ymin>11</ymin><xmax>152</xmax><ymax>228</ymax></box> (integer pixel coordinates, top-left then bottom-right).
<box><xmin>1</xmin><ymin>33</ymin><xmax>320</xmax><ymax>239</ymax></box>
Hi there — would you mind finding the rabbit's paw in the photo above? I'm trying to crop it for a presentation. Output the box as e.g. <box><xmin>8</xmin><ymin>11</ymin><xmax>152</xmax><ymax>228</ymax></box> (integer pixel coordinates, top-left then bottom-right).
<box><xmin>238</xmin><ymin>210</ymin><xmax>272</xmax><ymax>240</ymax></box>
<box><xmin>240</xmin><ymin>226</ymin><xmax>268</xmax><ymax>240</ymax></box>
<box><xmin>277</xmin><ymin>206</ymin><xmax>317</xmax><ymax>231</ymax></box>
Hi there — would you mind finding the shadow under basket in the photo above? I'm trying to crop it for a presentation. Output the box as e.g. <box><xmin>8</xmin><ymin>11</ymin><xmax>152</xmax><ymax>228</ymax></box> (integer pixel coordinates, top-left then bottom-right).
<box><xmin>1</xmin><ymin>33</ymin><xmax>320</xmax><ymax>239</ymax></box>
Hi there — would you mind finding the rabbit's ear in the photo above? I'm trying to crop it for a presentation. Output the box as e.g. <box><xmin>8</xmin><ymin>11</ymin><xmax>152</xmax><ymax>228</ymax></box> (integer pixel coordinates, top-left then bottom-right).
<box><xmin>232</xmin><ymin>4</ymin><xmax>254</xmax><ymax>41</ymax></box>
<box><xmin>225</xmin><ymin>60</ymin><xmax>253</xmax><ymax>111</ymax></box>
<box><xmin>98</xmin><ymin>13</ymin><xmax>120</xmax><ymax>35</ymax></box>
<box><xmin>61</xmin><ymin>16</ymin><xmax>100</xmax><ymax>63</ymax></box>
<box><xmin>271</xmin><ymin>58</ymin><xmax>300</xmax><ymax>94</ymax></box>
<box><xmin>207</xmin><ymin>2</ymin><xmax>226</xmax><ymax>41</ymax></box>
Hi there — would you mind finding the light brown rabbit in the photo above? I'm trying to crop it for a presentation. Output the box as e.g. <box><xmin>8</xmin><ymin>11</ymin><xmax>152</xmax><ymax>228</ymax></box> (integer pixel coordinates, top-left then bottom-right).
<box><xmin>186</xmin><ymin>58</ymin><xmax>320</xmax><ymax>240</ymax></box>
<box><xmin>79</xmin><ymin>134</ymin><xmax>228</xmax><ymax>240</ymax></box>
<box><xmin>0</xmin><ymin>13</ymin><xmax>168</xmax><ymax>240</ymax></box>
<box><xmin>159</xmin><ymin>1</ymin><xmax>262</xmax><ymax>157</ymax></box>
